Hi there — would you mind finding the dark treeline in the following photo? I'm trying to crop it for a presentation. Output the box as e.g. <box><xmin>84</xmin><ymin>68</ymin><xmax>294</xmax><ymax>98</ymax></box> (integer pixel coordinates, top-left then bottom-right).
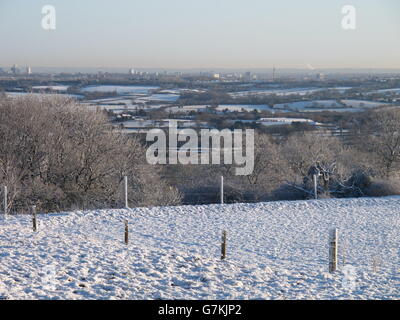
<box><xmin>159</xmin><ymin>107</ymin><xmax>400</xmax><ymax>205</ymax></box>
<box><xmin>0</xmin><ymin>96</ymin><xmax>181</xmax><ymax>213</ymax></box>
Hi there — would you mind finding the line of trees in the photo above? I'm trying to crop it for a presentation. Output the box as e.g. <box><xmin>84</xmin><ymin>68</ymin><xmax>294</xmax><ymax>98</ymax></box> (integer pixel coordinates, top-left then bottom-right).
<box><xmin>162</xmin><ymin>107</ymin><xmax>400</xmax><ymax>204</ymax></box>
<box><xmin>1</xmin><ymin>95</ymin><xmax>400</xmax><ymax>212</ymax></box>
<box><xmin>0</xmin><ymin>96</ymin><xmax>181</xmax><ymax>213</ymax></box>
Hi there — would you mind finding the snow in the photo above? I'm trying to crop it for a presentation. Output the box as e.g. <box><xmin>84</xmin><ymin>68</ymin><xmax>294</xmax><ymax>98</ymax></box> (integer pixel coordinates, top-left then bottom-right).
<box><xmin>82</xmin><ymin>87</ymin><xmax>180</xmax><ymax>106</ymax></box>
<box><xmin>32</xmin><ymin>86</ymin><xmax>69</xmax><ymax>92</ymax></box>
<box><xmin>216</xmin><ymin>105</ymin><xmax>275</xmax><ymax>112</ymax></box>
<box><xmin>370</xmin><ymin>88</ymin><xmax>400</xmax><ymax>94</ymax></box>
<box><xmin>164</xmin><ymin>105</ymin><xmax>211</xmax><ymax>113</ymax></box>
<box><xmin>119</xmin><ymin>120</ymin><xmax>159</xmax><ymax>128</ymax></box>
<box><xmin>273</xmin><ymin>100</ymin><xmax>387</xmax><ymax>113</ymax></box>
<box><xmin>341</xmin><ymin>100</ymin><xmax>387</xmax><ymax>108</ymax></box>
<box><xmin>229</xmin><ymin>87</ymin><xmax>352</xmax><ymax>98</ymax></box>
<box><xmin>5</xmin><ymin>92</ymin><xmax>83</xmax><ymax>99</ymax></box>
<box><xmin>136</xmin><ymin>93</ymin><xmax>180</xmax><ymax>103</ymax></box>
<box><xmin>83</xmin><ymin>103</ymin><xmax>164</xmax><ymax>113</ymax></box>
<box><xmin>1</xmin><ymin>196</ymin><xmax>399</xmax><ymax>300</ymax></box>
<box><xmin>167</xmin><ymin>104</ymin><xmax>278</xmax><ymax>114</ymax></box>
<box><xmin>164</xmin><ymin>100</ymin><xmax>385</xmax><ymax>115</ymax></box>
<box><xmin>226</xmin><ymin>118</ymin><xmax>318</xmax><ymax>127</ymax></box>
<box><xmin>88</xmin><ymin>98</ymin><xmax>138</xmax><ymax>104</ymax></box>
<box><xmin>81</xmin><ymin>85</ymin><xmax>159</xmax><ymax>94</ymax></box>
<box><xmin>258</xmin><ymin>117</ymin><xmax>317</xmax><ymax>126</ymax></box>
<box><xmin>274</xmin><ymin>100</ymin><xmax>342</xmax><ymax>111</ymax></box>
<box><xmin>118</xmin><ymin>119</ymin><xmax>207</xmax><ymax>129</ymax></box>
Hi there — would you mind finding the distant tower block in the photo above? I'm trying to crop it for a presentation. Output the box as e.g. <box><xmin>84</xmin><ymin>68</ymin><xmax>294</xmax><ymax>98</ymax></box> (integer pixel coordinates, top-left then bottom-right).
<box><xmin>11</xmin><ymin>64</ymin><xmax>19</xmax><ymax>75</ymax></box>
<box><xmin>272</xmin><ymin>66</ymin><xmax>276</xmax><ymax>81</ymax></box>
<box><xmin>213</xmin><ymin>73</ymin><xmax>220</xmax><ymax>79</ymax></box>
<box><xmin>26</xmin><ymin>66</ymin><xmax>32</xmax><ymax>75</ymax></box>
<box><xmin>316</xmin><ymin>73</ymin><xmax>325</xmax><ymax>81</ymax></box>
<box><xmin>129</xmin><ymin>68</ymin><xmax>135</xmax><ymax>75</ymax></box>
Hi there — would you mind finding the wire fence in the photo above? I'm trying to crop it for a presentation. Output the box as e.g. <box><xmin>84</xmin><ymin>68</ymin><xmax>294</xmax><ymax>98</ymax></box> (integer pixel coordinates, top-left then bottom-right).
<box><xmin>1</xmin><ymin>175</ymin><xmax>400</xmax><ymax>278</ymax></box>
<box><xmin>2</xmin><ymin>203</ymin><xmax>398</xmax><ymax>279</ymax></box>
<box><xmin>0</xmin><ymin>174</ymin><xmax>235</xmax><ymax>214</ymax></box>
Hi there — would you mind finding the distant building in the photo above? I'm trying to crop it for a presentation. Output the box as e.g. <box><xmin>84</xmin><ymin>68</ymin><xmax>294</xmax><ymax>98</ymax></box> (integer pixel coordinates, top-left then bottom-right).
<box><xmin>316</xmin><ymin>73</ymin><xmax>325</xmax><ymax>81</ymax></box>
<box><xmin>11</xmin><ymin>64</ymin><xmax>20</xmax><ymax>75</ymax></box>
<box><xmin>26</xmin><ymin>66</ymin><xmax>32</xmax><ymax>74</ymax></box>
<box><xmin>129</xmin><ymin>68</ymin><xmax>135</xmax><ymax>75</ymax></box>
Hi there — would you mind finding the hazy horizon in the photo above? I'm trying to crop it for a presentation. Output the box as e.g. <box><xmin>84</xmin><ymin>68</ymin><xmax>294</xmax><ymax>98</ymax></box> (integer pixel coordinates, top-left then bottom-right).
<box><xmin>3</xmin><ymin>66</ymin><xmax>400</xmax><ymax>75</ymax></box>
<box><xmin>1</xmin><ymin>0</ymin><xmax>399</xmax><ymax>70</ymax></box>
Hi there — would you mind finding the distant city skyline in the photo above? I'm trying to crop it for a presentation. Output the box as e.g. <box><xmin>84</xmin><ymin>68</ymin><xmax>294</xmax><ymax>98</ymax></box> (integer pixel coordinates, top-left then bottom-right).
<box><xmin>3</xmin><ymin>66</ymin><xmax>400</xmax><ymax>75</ymax></box>
<box><xmin>1</xmin><ymin>0</ymin><xmax>399</xmax><ymax>69</ymax></box>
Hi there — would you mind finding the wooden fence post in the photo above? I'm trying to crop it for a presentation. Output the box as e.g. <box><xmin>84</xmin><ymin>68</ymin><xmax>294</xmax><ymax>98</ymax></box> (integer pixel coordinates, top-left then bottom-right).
<box><xmin>329</xmin><ymin>228</ymin><xmax>338</xmax><ymax>272</ymax></box>
<box><xmin>32</xmin><ymin>205</ymin><xmax>37</xmax><ymax>232</ymax></box>
<box><xmin>3</xmin><ymin>186</ymin><xmax>7</xmax><ymax>217</ymax></box>
<box><xmin>125</xmin><ymin>220</ymin><xmax>129</xmax><ymax>245</ymax></box>
<box><xmin>221</xmin><ymin>230</ymin><xmax>227</xmax><ymax>260</ymax></box>
<box><xmin>313</xmin><ymin>174</ymin><xmax>318</xmax><ymax>200</ymax></box>
<box><xmin>124</xmin><ymin>176</ymin><xmax>129</xmax><ymax>209</ymax></box>
<box><xmin>220</xmin><ymin>176</ymin><xmax>224</xmax><ymax>205</ymax></box>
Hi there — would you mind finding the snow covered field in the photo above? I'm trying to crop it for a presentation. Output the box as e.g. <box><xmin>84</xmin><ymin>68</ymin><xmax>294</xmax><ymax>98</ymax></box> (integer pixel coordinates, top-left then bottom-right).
<box><xmin>216</xmin><ymin>104</ymin><xmax>275</xmax><ymax>112</ymax></box>
<box><xmin>5</xmin><ymin>92</ymin><xmax>83</xmax><ymax>99</ymax></box>
<box><xmin>1</xmin><ymin>197</ymin><xmax>399</xmax><ymax>300</ymax></box>
<box><xmin>164</xmin><ymin>105</ymin><xmax>210</xmax><ymax>113</ymax></box>
<box><xmin>81</xmin><ymin>85</ymin><xmax>159</xmax><ymax>94</ymax></box>
<box><xmin>229</xmin><ymin>87</ymin><xmax>352</xmax><ymax>98</ymax></box>
<box><xmin>32</xmin><ymin>85</ymin><xmax>70</xmax><ymax>92</ymax></box>
<box><xmin>164</xmin><ymin>99</ymin><xmax>387</xmax><ymax>116</ymax></box>
<box><xmin>273</xmin><ymin>100</ymin><xmax>387</xmax><ymax>113</ymax></box>
<box><xmin>371</xmin><ymin>88</ymin><xmax>400</xmax><ymax>95</ymax></box>
<box><xmin>258</xmin><ymin>117</ymin><xmax>317</xmax><ymax>126</ymax></box>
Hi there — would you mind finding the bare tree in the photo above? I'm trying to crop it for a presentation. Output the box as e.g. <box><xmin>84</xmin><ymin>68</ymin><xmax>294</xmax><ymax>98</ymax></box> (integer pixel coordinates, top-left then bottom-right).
<box><xmin>0</xmin><ymin>95</ymin><xmax>181</xmax><ymax>213</ymax></box>
<box><xmin>281</xmin><ymin>133</ymin><xmax>344</xmax><ymax>178</ymax></box>
<box><xmin>358</xmin><ymin>108</ymin><xmax>400</xmax><ymax>178</ymax></box>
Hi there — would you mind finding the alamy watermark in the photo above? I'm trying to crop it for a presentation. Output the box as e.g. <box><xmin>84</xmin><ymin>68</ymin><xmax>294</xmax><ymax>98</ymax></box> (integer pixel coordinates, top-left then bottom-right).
<box><xmin>40</xmin><ymin>5</ymin><xmax>355</xmax><ymax>32</ymax></box>
<box><xmin>342</xmin><ymin>265</ymin><xmax>357</xmax><ymax>291</ymax></box>
<box><xmin>341</xmin><ymin>5</ymin><xmax>356</xmax><ymax>30</ymax></box>
<box><xmin>41</xmin><ymin>264</ymin><xmax>57</xmax><ymax>291</ymax></box>
<box><xmin>40</xmin><ymin>5</ymin><xmax>356</xmax><ymax>32</ymax></box>
<box><xmin>41</xmin><ymin>5</ymin><xmax>56</xmax><ymax>30</ymax></box>
<box><xmin>146</xmin><ymin>121</ymin><xmax>255</xmax><ymax>176</ymax></box>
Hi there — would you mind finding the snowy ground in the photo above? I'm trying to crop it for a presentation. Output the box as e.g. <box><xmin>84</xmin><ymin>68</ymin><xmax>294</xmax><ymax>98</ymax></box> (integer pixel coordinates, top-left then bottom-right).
<box><xmin>80</xmin><ymin>85</ymin><xmax>159</xmax><ymax>94</ymax></box>
<box><xmin>273</xmin><ymin>100</ymin><xmax>387</xmax><ymax>113</ymax></box>
<box><xmin>216</xmin><ymin>104</ymin><xmax>275</xmax><ymax>112</ymax></box>
<box><xmin>6</xmin><ymin>92</ymin><xmax>83</xmax><ymax>100</ymax></box>
<box><xmin>229</xmin><ymin>87</ymin><xmax>352</xmax><ymax>98</ymax></box>
<box><xmin>1</xmin><ymin>197</ymin><xmax>399</xmax><ymax>300</ymax></box>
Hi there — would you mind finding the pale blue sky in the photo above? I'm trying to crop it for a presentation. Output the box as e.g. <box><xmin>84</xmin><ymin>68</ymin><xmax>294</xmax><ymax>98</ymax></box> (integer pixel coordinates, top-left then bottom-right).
<box><xmin>0</xmin><ymin>0</ymin><xmax>399</xmax><ymax>69</ymax></box>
